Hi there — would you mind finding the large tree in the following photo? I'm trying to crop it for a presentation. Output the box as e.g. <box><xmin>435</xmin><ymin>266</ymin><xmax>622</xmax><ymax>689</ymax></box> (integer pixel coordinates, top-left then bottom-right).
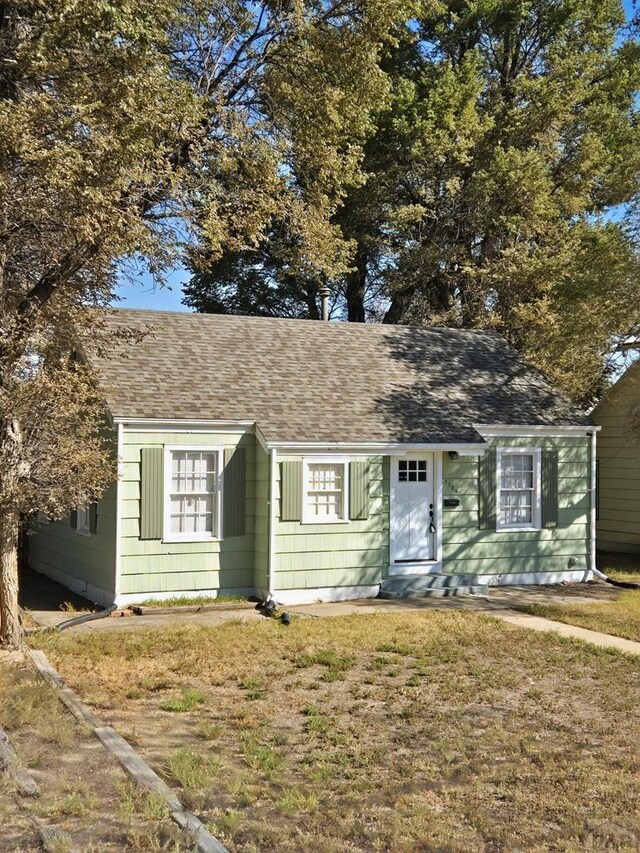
<box><xmin>0</xmin><ymin>0</ymin><xmax>405</xmax><ymax>647</ymax></box>
<box><xmin>186</xmin><ymin>0</ymin><xmax>640</xmax><ymax>402</ymax></box>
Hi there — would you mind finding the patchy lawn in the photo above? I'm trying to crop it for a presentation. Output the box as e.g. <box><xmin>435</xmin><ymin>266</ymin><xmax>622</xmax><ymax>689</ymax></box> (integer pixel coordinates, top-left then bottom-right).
<box><xmin>598</xmin><ymin>551</ymin><xmax>640</xmax><ymax>585</ymax></box>
<box><xmin>0</xmin><ymin>658</ymin><xmax>189</xmax><ymax>852</ymax></box>
<box><xmin>523</xmin><ymin>589</ymin><xmax>640</xmax><ymax>642</ymax></box>
<box><xmin>31</xmin><ymin>611</ymin><xmax>640</xmax><ymax>852</ymax></box>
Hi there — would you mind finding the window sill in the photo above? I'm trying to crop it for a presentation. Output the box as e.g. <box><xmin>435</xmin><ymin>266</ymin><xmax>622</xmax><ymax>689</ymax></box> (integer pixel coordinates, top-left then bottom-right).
<box><xmin>496</xmin><ymin>526</ymin><xmax>541</xmax><ymax>533</ymax></box>
<box><xmin>301</xmin><ymin>518</ymin><xmax>350</xmax><ymax>526</ymax></box>
<box><xmin>162</xmin><ymin>535</ymin><xmax>222</xmax><ymax>544</ymax></box>
<box><xmin>75</xmin><ymin>529</ymin><xmax>91</xmax><ymax>538</ymax></box>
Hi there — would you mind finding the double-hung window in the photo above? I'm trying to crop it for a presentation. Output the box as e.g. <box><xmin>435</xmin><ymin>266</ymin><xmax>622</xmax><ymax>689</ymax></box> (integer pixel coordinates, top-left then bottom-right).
<box><xmin>497</xmin><ymin>448</ymin><xmax>541</xmax><ymax>530</ymax></box>
<box><xmin>303</xmin><ymin>458</ymin><xmax>348</xmax><ymax>523</ymax></box>
<box><xmin>164</xmin><ymin>447</ymin><xmax>222</xmax><ymax>541</ymax></box>
<box><xmin>75</xmin><ymin>506</ymin><xmax>91</xmax><ymax>536</ymax></box>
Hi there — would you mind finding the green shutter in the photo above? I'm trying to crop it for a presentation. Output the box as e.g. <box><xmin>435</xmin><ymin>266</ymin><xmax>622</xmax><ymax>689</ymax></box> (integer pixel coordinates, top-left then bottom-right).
<box><xmin>478</xmin><ymin>447</ymin><xmax>497</xmax><ymax>530</ymax></box>
<box><xmin>89</xmin><ymin>502</ymin><xmax>98</xmax><ymax>535</ymax></box>
<box><xmin>542</xmin><ymin>448</ymin><xmax>559</xmax><ymax>528</ymax></box>
<box><xmin>223</xmin><ymin>446</ymin><xmax>246</xmax><ymax>537</ymax></box>
<box><xmin>140</xmin><ymin>447</ymin><xmax>163</xmax><ymax>540</ymax></box>
<box><xmin>349</xmin><ymin>460</ymin><xmax>369</xmax><ymax>520</ymax></box>
<box><xmin>69</xmin><ymin>509</ymin><xmax>77</xmax><ymax>530</ymax></box>
<box><xmin>281</xmin><ymin>461</ymin><xmax>302</xmax><ymax>521</ymax></box>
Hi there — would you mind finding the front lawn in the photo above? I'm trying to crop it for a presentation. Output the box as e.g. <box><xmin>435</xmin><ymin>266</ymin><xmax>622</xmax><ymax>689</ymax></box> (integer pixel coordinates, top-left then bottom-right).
<box><xmin>523</xmin><ymin>589</ymin><xmax>640</xmax><ymax>642</ymax></box>
<box><xmin>33</xmin><ymin>612</ymin><xmax>640</xmax><ymax>852</ymax></box>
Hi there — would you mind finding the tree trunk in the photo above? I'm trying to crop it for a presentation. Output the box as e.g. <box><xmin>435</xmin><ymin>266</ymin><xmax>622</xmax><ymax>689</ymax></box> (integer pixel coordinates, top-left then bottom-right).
<box><xmin>346</xmin><ymin>248</ymin><xmax>367</xmax><ymax>322</ymax></box>
<box><xmin>0</xmin><ymin>509</ymin><xmax>22</xmax><ymax>648</ymax></box>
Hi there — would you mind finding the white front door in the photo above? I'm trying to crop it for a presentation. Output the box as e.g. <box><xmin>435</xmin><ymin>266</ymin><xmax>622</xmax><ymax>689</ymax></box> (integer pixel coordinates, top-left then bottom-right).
<box><xmin>390</xmin><ymin>454</ymin><xmax>436</xmax><ymax>569</ymax></box>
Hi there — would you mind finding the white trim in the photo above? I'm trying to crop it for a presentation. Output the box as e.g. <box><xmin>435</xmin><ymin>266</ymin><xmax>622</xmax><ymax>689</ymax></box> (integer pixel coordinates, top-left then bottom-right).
<box><xmin>29</xmin><ymin>562</ymin><xmax>115</xmax><ymax>608</ymax></box>
<box><xmin>267</xmin><ymin>447</ymin><xmax>277</xmax><ymax>598</ymax></box>
<box><xmin>162</xmin><ymin>445</ymin><xmax>224</xmax><ymax>543</ymax></box>
<box><xmin>274</xmin><ymin>584</ymin><xmax>380</xmax><ymax>606</ymax></box>
<box><xmin>255</xmin><ymin>424</ymin><xmax>269</xmax><ymax>452</ymax></box>
<box><xmin>301</xmin><ymin>457</ymin><xmax>350</xmax><ymax>525</ymax></box>
<box><xmin>476</xmin><ymin>424</ymin><xmax>600</xmax><ymax>438</ymax></box>
<box><xmin>269</xmin><ymin>441</ymin><xmax>487</xmax><ymax>455</ymax></box>
<box><xmin>114</xmin><ymin>418</ymin><xmax>254</xmax><ymax>431</ymax></box>
<box><xmin>434</xmin><ymin>452</ymin><xmax>443</xmax><ymax>564</ymax></box>
<box><xmin>114</xmin><ymin>587</ymin><xmax>254</xmax><ymax>607</ymax></box>
<box><xmin>589</xmin><ymin>429</ymin><xmax>597</xmax><ymax>573</ymax></box>
<box><xmin>478</xmin><ymin>569</ymin><xmax>592</xmax><ymax>586</ymax></box>
<box><xmin>389</xmin><ymin>561</ymin><xmax>442</xmax><ymax>576</ymax></box>
<box><xmin>496</xmin><ymin>446</ymin><xmax>542</xmax><ymax>531</ymax></box>
<box><xmin>114</xmin><ymin>422</ymin><xmax>123</xmax><ymax>600</ymax></box>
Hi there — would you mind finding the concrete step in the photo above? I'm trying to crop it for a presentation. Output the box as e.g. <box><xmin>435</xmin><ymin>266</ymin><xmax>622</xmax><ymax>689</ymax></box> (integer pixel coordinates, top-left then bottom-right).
<box><xmin>379</xmin><ymin>573</ymin><xmax>488</xmax><ymax>599</ymax></box>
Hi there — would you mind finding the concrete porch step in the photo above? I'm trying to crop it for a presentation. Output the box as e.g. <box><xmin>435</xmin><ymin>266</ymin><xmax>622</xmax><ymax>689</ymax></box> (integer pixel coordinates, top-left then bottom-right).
<box><xmin>379</xmin><ymin>573</ymin><xmax>488</xmax><ymax>599</ymax></box>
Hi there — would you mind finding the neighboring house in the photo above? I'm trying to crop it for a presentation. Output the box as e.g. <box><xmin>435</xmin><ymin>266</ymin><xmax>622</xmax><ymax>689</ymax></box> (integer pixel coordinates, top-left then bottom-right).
<box><xmin>29</xmin><ymin>309</ymin><xmax>598</xmax><ymax>606</ymax></box>
<box><xmin>592</xmin><ymin>362</ymin><xmax>640</xmax><ymax>554</ymax></box>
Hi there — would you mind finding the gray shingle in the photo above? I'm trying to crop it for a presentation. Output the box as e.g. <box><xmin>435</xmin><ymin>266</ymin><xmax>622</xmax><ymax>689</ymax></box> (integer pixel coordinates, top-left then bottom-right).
<box><xmin>87</xmin><ymin>309</ymin><xmax>591</xmax><ymax>443</ymax></box>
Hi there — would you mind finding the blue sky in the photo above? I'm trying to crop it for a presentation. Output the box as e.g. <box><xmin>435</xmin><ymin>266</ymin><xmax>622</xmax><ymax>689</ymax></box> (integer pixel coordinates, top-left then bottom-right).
<box><xmin>114</xmin><ymin>0</ymin><xmax>639</xmax><ymax>313</ymax></box>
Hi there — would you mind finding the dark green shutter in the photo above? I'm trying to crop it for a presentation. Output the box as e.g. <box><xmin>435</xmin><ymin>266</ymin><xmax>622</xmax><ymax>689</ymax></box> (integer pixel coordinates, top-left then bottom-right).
<box><xmin>140</xmin><ymin>447</ymin><xmax>163</xmax><ymax>540</ymax></box>
<box><xmin>542</xmin><ymin>448</ymin><xmax>559</xmax><ymax>528</ymax></box>
<box><xmin>281</xmin><ymin>461</ymin><xmax>302</xmax><ymax>521</ymax></box>
<box><xmin>223</xmin><ymin>446</ymin><xmax>246</xmax><ymax>537</ymax></box>
<box><xmin>349</xmin><ymin>460</ymin><xmax>369</xmax><ymax>520</ymax></box>
<box><xmin>69</xmin><ymin>509</ymin><xmax>77</xmax><ymax>530</ymax></box>
<box><xmin>478</xmin><ymin>447</ymin><xmax>497</xmax><ymax>530</ymax></box>
<box><xmin>89</xmin><ymin>502</ymin><xmax>98</xmax><ymax>535</ymax></box>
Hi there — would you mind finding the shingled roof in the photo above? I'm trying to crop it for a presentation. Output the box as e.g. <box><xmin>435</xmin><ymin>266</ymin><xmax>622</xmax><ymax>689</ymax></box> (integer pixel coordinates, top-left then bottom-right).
<box><xmin>87</xmin><ymin>309</ymin><xmax>591</xmax><ymax>444</ymax></box>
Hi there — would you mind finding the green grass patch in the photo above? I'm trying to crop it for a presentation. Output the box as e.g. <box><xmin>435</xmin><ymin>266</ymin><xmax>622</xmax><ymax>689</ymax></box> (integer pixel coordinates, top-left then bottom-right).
<box><xmin>159</xmin><ymin>687</ymin><xmax>205</xmax><ymax>712</ymax></box>
<box><xmin>136</xmin><ymin>594</ymin><xmax>246</xmax><ymax>608</ymax></box>
<box><xmin>162</xmin><ymin>748</ymin><xmax>220</xmax><ymax>791</ymax></box>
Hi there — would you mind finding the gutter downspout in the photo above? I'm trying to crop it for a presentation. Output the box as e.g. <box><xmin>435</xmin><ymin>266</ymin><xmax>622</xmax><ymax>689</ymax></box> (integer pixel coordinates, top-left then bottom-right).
<box><xmin>114</xmin><ymin>422</ymin><xmax>124</xmax><ymax>605</ymax></box>
<box><xmin>589</xmin><ymin>428</ymin><xmax>597</xmax><ymax>576</ymax></box>
<box><xmin>266</xmin><ymin>447</ymin><xmax>277</xmax><ymax>599</ymax></box>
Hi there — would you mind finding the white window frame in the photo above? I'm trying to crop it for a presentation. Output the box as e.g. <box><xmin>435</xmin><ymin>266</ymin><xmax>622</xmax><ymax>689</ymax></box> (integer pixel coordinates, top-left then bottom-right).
<box><xmin>163</xmin><ymin>445</ymin><xmax>223</xmax><ymax>542</ymax></box>
<box><xmin>496</xmin><ymin>446</ymin><xmax>542</xmax><ymax>532</ymax></box>
<box><xmin>75</xmin><ymin>506</ymin><xmax>91</xmax><ymax>537</ymax></box>
<box><xmin>302</xmin><ymin>456</ymin><xmax>350</xmax><ymax>525</ymax></box>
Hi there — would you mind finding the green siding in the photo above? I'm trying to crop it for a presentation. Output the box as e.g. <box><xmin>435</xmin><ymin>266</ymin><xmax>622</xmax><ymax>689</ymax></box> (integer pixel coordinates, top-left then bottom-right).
<box><xmin>254</xmin><ymin>442</ymin><xmax>270</xmax><ymax>597</ymax></box>
<box><xmin>273</xmin><ymin>455</ymin><xmax>389</xmax><ymax>590</ymax></box>
<box><xmin>442</xmin><ymin>436</ymin><xmax>591</xmax><ymax>577</ymax></box>
<box><xmin>29</xmin><ymin>481</ymin><xmax>117</xmax><ymax>599</ymax></box>
<box><xmin>593</xmin><ymin>367</ymin><xmax>640</xmax><ymax>553</ymax></box>
<box><xmin>120</xmin><ymin>430</ymin><xmax>256</xmax><ymax>597</ymax></box>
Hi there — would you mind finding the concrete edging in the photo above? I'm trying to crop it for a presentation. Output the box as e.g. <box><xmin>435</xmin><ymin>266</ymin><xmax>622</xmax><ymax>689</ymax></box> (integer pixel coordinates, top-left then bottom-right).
<box><xmin>28</xmin><ymin>650</ymin><xmax>228</xmax><ymax>853</ymax></box>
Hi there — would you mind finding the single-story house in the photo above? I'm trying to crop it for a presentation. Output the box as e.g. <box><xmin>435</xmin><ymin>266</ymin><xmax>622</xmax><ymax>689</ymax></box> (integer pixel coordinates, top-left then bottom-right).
<box><xmin>592</xmin><ymin>362</ymin><xmax>640</xmax><ymax>554</ymax></box>
<box><xmin>29</xmin><ymin>309</ymin><xmax>597</xmax><ymax>606</ymax></box>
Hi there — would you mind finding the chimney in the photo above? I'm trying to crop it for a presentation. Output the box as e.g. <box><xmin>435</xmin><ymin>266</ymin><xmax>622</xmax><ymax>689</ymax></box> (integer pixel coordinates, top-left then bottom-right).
<box><xmin>318</xmin><ymin>284</ymin><xmax>330</xmax><ymax>321</ymax></box>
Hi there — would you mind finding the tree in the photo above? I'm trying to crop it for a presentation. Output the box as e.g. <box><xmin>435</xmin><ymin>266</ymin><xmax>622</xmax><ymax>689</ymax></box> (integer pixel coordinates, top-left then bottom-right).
<box><xmin>0</xmin><ymin>0</ymin><xmax>405</xmax><ymax>647</ymax></box>
<box><xmin>187</xmin><ymin>0</ymin><xmax>640</xmax><ymax>402</ymax></box>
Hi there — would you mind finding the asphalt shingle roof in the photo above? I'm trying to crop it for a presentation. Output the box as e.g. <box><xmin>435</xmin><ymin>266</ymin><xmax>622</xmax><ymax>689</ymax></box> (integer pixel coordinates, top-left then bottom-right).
<box><xmin>87</xmin><ymin>309</ymin><xmax>591</xmax><ymax>444</ymax></box>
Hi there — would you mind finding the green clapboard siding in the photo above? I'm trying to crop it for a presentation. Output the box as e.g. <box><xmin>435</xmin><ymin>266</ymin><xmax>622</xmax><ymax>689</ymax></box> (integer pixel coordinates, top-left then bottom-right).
<box><xmin>442</xmin><ymin>436</ymin><xmax>590</xmax><ymax>576</ymax></box>
<box><xmin>274</xmin><ymin>455</ymin><xmax>388</xmax><ymax>590</ymax></box>
<box><xmin>119</xmin><ymin>429</ymin><xmax>257</xmax><ymax>598</ymax></box>
<box><xmin>593</xmin><ymin>365</ymin><xmax>640</xmax><ymax>552</ymax></box>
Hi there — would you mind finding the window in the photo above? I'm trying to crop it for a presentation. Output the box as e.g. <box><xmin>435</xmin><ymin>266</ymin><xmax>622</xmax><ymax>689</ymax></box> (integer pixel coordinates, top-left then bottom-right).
<box><xmin>303</xmin><ymin>459</ymin><xmax>348</xmax><ymax>523</ymax></box>
<box><xmin>76</xmin><ymin>506</ymin><xmax>91</xmax><ymax>536</ymax></box>
<box><xmin>164</xmin><ymin>448</ymin><xmax>221</xmax><ymax>541</ymax></box>
<box><xmin>497</xmin><ymin>448</ymin><xmax>541</xmax><ymax>530</ymax></box>
<box><xmin>398</xmin><ymin>459</ymin><xmax>427</xmax><ymax>482</ymax></box>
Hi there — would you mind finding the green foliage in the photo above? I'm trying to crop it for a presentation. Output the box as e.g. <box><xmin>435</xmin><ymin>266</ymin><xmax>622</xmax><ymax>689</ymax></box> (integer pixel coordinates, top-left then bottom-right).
<box><xmin>159</xmin><ymin>688</ymin><xmax>205</xmax><ymax>712</ymax></box>
<box><xmin>188</xmin><ymin>1</ymin><xmax>640</xmax><ymax>403</ymax></box>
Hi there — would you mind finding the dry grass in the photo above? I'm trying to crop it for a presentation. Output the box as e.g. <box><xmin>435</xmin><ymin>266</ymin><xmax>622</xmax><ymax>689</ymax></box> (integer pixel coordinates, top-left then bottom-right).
<box><xmin>31</xmin><ymin>611</ymin><xmax>640</xmax><ymax>852</ymax></box>
<box><xmin>523</xmin><ymin>590</ymin><xmax>640</xmax><ymax>642</ymax></box>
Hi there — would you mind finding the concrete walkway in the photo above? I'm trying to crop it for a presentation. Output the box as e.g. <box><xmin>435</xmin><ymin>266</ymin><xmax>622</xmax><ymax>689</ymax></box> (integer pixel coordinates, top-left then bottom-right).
<box><xmin>21</xmin><ymin>567</ymin><xmax>640</xmax><ymax>655</ymax></box>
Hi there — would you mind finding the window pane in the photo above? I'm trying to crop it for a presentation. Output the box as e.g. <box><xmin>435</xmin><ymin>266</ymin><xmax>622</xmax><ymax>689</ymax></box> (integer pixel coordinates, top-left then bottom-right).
<box><xmin>306</xmin><ymin>463</ymin><xmax>344</xmax><ymax>519</ymax></box>
<box><xmin>169</xmin><ymin>451</ymin><xmax>217</xmax><ymax>536</ymax></box>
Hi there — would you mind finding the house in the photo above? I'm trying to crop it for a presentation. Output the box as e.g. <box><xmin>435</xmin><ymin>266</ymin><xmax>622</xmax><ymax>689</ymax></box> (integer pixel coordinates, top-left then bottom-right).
<box><xmin>592</xmin><ymin>362</ymin><xmax>640</xmax><ymax>554</ymax></box>
<box><xmin>29</xmin><ymin>308</ymin><xmax>597</xmax><ymax>606</ymax></box>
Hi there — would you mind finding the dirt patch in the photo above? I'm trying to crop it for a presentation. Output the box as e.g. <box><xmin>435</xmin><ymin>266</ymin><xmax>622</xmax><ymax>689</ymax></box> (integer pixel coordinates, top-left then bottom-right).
<box><xmin>0</xmin><ymin>656</ymin><xmax>191</xmax><ymax>852</ymax></box>
<box><xmin>32</xmin><ymin>611</ymin><xmax>640</xmax><ymax>852</ymax></box>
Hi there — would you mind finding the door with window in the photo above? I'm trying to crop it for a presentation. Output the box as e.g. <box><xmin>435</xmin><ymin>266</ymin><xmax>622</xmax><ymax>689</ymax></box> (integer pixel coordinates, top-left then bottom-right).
<box><xmin>390</xmin><ymin>454</ymin><xmax>436</xmax><ymax>567</ymax></box>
